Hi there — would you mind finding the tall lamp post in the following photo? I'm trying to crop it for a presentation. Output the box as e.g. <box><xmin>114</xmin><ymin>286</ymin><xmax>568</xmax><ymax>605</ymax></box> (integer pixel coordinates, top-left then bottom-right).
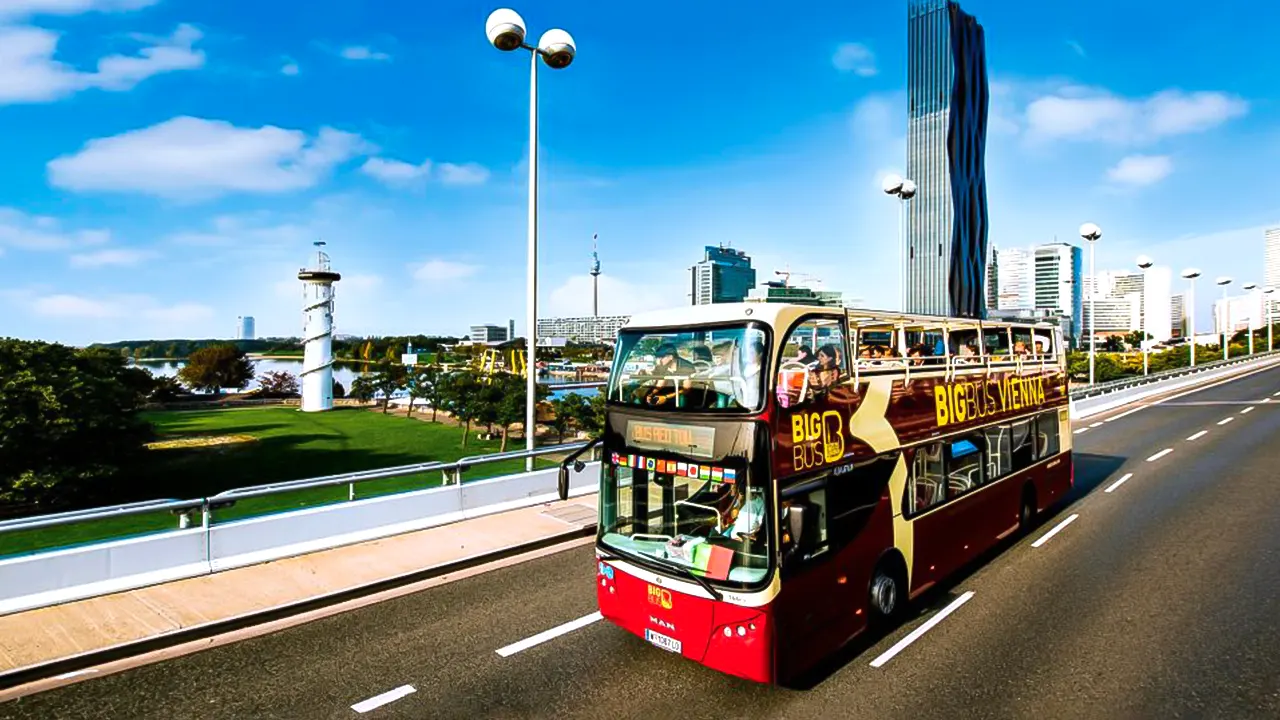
<box><xmin>1080</xmin><ymin>223</ymin><xmax>1103</xmax><ymax>384</ymax></box>
<box><xmin>486</xmin><ymin>9</ymin><xmax>576</xmax><ymax>470</ymax></box>
<box><xmin>882</xmin><ymin>174</ymin><xmax>917</xmax><ymax>311</ymax></box>
<box><xmin>1243</xmin><ymin>283</ymin><xmax>1259</xmax><ymax>355</ymax></box>
<box><xmin>1136</xmin><ymin>255</ymin><xmax>1154</xmax><ymax>375</ymax></box>
<box><xmin>1216</xmin><ymin>276</ymin><xmax>1233</xmax><ymax>360</ymax></box>
<box><xmin>1181</xmin><ymin>268</ymin><xmax>1201</xmax><ymax>368</ymax></box>
<box><xmin>1266</xmin><ymin>288</ymin><xmax>1276</xmax><ymax>353</ymax></box>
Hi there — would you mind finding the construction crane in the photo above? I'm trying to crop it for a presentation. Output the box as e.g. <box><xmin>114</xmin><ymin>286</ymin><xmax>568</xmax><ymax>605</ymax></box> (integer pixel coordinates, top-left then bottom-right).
<box><xmin>774</xmin><ymin>268</ymin><xmax>824</xmax><ymax>288</ymax></box>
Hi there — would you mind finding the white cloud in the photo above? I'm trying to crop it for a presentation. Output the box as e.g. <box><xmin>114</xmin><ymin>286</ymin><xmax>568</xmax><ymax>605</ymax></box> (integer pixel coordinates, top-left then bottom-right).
<box><xmin>361</xmin><ymin>157</ymin><xmax>430</xmax><ymax>186</ymax></box>
<box><xmin>48</xmin><ymin>116</ymin><xmax>372</xmax><ymax>199</ymax></box>
<box><xmin>1025</xmin><ymin>87</ymin><xmax>1248</xmax><ymax>144</ymax></box>
<box><xmin>340</xmin><ymin>45</ymin><xmax>390</xmax><ymax>62</ymax></box>
<box><xmin>412</xmin><ymin>259</ymin><xmax>478</xmax><ymax>283</ymax></box>
<box><xmin>832</xmin><ymin>42</ymin><xmax>876</xmax><ymax>77</ymax></box>
<box><xmin>0</xmin><ymin>0</ymin><xmax>157</xmax><ymax>19</ymax></box>
<box><xmin>0</xmin><ymin>23</ymin><xmax>204</xmax><ymax>104</ymax></box>
<box><xmin>33</xmin><ymin>293</ymin><xmax>121</xmax><ymax>318</ymax></box>
<box><xmin>546</xmin><ymin>274</ymin><xmax>681</xmax><ymax>318</ymax></box>
<box><xmin>1106</xmin><ymin>154</ymin><xmax>1173</xmax><ymax>187</ymax></box>
<box><xmin>0</xmin><ymin>207</ymin><xmax>110</xmax><ymax>250</ymax></box>
<box><xmin>69</xmin><ymin>247</ymin><xmax>154</xmax><ymax>267</ymax></box>
<box><xmin>281</xmin><ymin>61</ymin><xmax>299</xmax><ymax>76</ymax></box>
<box><xmin>30</xmin><ymin>292</ymin><xmax>215</xmax><ymax>326</ymax></box>
<box><xmin>437</xmin><ymin>162</ymin><xmax>489</xmax><ymax>185</ymax></box>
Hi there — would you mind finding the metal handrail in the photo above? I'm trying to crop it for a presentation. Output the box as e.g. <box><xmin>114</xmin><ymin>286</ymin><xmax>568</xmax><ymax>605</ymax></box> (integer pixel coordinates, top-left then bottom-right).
<box><xmin>0</xmin><ymin>442</ymin><xmax>598</xmax><ymax>538</ymax></box>
<box><xmin>1069</xmin><ymin>350</ymin><xmax>1280</xmax><ymax>400</ymax></box>
<box><xmin>0</xmin><ymin>498</ymin><xmax>204</xmax><ymax>534</ymax></box>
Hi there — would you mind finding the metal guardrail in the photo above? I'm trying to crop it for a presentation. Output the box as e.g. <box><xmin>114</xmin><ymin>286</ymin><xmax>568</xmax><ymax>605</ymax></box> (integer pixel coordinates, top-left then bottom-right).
<box><xmin>1068</xmin><ymin>350</ymin><xmax>1280</xmax><ymax>401</ymax></box>
<box><xmin>0</xmin><ymin>442</ymin><xmax>594</xmax><ymax>539</ymax></box>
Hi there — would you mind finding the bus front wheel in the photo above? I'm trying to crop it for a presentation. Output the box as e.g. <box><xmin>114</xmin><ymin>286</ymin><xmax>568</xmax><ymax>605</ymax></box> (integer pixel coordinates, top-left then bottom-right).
<box><xmin>1019</xmin><ymin>487</ymin><xmax>1038</xmax><ymax>534</ymax></box>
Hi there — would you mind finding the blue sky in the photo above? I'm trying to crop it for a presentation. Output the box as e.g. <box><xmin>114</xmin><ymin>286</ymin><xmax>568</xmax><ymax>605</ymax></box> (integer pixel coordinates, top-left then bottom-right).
<box><xmin>1</xmin><ymin>0</ymin><xmax>1278</xmax><ymax>345</ymax></box>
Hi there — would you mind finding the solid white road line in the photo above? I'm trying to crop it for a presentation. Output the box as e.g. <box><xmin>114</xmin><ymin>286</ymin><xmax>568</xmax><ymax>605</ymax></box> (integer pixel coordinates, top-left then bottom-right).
<box><xmin>1186</xmin><ymin>430</ymin><xmax>1208</xmax><ymax>441</ymax></box>
<box><xmin>1103</xmin><ymin>407</ymin><xmax>1144</xmax><ymax>423</ymax></box>
<box><xmin>1146</xmin><ymin>448</ymin><xmax>1173</xmax><ymax>462</ymax></box>
<box><xmin>1104</xmin><ymin>473</ymin><xmax>1134</xmax><ymax>493</ymax></box>
<box><xmin>869</xmin><ymin>591</ymin><xmax>975</xmax><ymax>669</ymax></box>
<box><xmin>496</xmin><ymin>611</ymin><xmax>603</xmax><ymax>658</ymax></box>
<box><xmin>352</xmin><ymin>685</ymin><xmax>416</xmax><ymax>714</ymax></box>
<box><xmin>1218</xmin><ymin>417</ymin><xmax>1235</xmax><ymax>426</ymax></box>
<box><xmin>53</xmin><ymin>669</ymin><xmax>97</xmax><ymax>680</ymax></box>
<box><xmin>1241</xmin><ymin>406</ymin><xmax>1255</xmax><ymax>414</ymax></box>
<box><xmin>1032</xmin><ymin>514</ymin><xmax>1079</xmax><ymax>548</ymax></box>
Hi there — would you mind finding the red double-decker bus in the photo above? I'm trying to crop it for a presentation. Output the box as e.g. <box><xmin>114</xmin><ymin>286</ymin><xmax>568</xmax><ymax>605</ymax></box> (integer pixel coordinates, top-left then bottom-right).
<box><xmin>563</xmin><ymin>303</ymin><xmax>1072</xmax><ymax>684</ymax></box>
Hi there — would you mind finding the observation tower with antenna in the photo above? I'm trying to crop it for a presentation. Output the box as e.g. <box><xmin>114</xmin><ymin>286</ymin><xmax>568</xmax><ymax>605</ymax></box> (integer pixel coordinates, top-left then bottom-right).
<box><xmin>298</xmin><ymin>241</ymin><xmax>341</xmax><ymax>412</ymax></box>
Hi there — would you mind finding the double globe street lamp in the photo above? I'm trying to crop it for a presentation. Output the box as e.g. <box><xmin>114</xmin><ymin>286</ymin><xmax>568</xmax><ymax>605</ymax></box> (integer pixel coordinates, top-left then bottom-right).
<box><xmin>882</xmin><ymin>174</ymin><xmax>917</xmax><ymax>311</ymax></box>
<box><xmin>1079</xmin><ymin>223</ymin><xmax>1103</xmax><ymax>385</ymax></box>
<box><xmin>1216</xmin><ymin>276</ymin><xmax>1233</xmax><ymax>360</ymax></box>
<box><xmin>1136</xmin><ymin>255</ymin><xmax>1154</xmax><ymax>375</ymax></box>
<box><xmin>486</xmin><ymin>9</ymin><xmax>576</xmax><ymax>470</ymax></box>
<box><xmin>1181</xmin><ymin>268</ymin><xmax>1201</xmax><ymax>367</ymax></box>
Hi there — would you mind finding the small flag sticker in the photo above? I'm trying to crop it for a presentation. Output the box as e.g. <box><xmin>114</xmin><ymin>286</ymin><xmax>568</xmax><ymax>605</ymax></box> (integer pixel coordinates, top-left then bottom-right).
<box><xmin>688</xmin><ymin>465</ymin><xmax>700</xmax><ymax>478</ymax></box>
<box><xmin>699</xmin><ymin>466</ymin><xmax>710</xmax><ymax>480</ymax></box>
<box><xmin>724</xmin><ymin>468</ymin><xmax>737</xmax><ymax>483</ymax></box>
<box><xmin>646</xmin><ymin>458</ymin><xmax>656</xmax><ymax>471</ymax></box>
<box><xmin>677</xmin><ymin>462</ymin><xmax>688</xmax><ymax>475</ymax></box>
<box><xmin>712</xmin><ymin>468</ymin><xmax>723</xmax><ymax>481</ymax></box>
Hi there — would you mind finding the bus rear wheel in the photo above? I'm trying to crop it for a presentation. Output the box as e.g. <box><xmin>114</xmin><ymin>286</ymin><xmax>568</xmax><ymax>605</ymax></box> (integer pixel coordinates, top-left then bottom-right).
<box><xmin>1019</xmin><ymin>487</ymin><xmax>1037</xmax><ymax>534</ymax></box>
<box><xmin>868</xmin><ymin>558</ymin><xmax>906</xmax><ymax>628</ymax></box>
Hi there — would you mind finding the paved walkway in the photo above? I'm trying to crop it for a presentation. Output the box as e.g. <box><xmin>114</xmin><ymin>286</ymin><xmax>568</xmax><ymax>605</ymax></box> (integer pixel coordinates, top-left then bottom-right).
<box><xmin>0</xmin><ymin>494</ymin><xmax>598</xmax><ymax>676</ymax></box>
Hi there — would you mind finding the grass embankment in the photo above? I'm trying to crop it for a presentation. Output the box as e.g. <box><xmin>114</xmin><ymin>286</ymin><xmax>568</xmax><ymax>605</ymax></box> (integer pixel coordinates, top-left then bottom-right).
<box><xmin>0</xmin><ymin>406</ymin><xmax>554</xmax><ymax>558</ymax></box>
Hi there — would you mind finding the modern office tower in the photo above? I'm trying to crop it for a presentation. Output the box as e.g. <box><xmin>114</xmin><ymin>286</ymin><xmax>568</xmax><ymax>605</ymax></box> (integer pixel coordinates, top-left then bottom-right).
<box><xmin>905</xmin><ymin>0</ymin><xmax>989</xmax><ymax>318</ymax></box>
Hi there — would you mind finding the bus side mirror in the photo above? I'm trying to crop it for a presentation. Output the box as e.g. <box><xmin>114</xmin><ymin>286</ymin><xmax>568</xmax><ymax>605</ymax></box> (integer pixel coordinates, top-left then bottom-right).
<box><xmin>557</xmin><ymin>464</ymin><xmax>570</xmax><ymax>501</ymax></box>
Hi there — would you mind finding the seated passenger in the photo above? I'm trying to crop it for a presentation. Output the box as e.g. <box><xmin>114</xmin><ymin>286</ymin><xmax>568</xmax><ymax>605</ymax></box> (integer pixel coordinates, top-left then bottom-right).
<box><xmin>795</xmin><ymin>345</ymin><xmax>818</xmax><ymax>367</ymax></box>
<box><xmin>810</xmin><ymin>344</ymin><xmax>841</xmax><ymax>388</ymax></box>
<box><xmin>722</xmin><ymin>489</ymin><xmax>765</xmax><ymax>540</ymax></box>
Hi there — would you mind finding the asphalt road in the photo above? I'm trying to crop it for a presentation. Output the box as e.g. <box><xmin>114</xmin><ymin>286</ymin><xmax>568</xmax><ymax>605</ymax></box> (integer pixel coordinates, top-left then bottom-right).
<box><xmin>5</xmin><ymin>364</ymin><xmax>1280</xmax><ymax>719</ymax></box>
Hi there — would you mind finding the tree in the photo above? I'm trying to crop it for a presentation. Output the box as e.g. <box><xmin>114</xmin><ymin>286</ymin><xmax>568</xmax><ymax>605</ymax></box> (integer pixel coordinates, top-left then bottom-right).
<box><xmin>404</xmin><ymin>365</ymin><xmax>436</xmax><ymax>417</ymax></box>
<box><xmin>350</xmin><ymin>374</ymin><xmax>377</xmax><ymax>403</ymax></box>
<box><xmin>369</xmin><ymin>360</ymin><xmax>407</xmax><ymax>413</ymax></box>
<box><xmin>0</xmin><ymin>340</ymin><xmax>155</xmax><ymax>510</ymax></box>
<box><xmin>573</xmin><ymin>393</ymin><xmax>607</xmax><ymax>437</ymax></box>
<box><xmin>441</xmin><ymin>372</ymin><xmax>484</xmax><ymax>448</ymax></box>
<box><xmin>333</xmin><ymin>379</ymin><xmax>346</xmax><ymax>399</ymax></box>
<box><xmin>177</xmin><ymin>344</ymin><xmax>254</xmax><ymax>394</ymax></box>
<box><xmin>148</xmin><ymin>375</ymin><xmax>186</xmax><ymax>403</ymax></box>
<box><xmin>418</xmin><ymin>365</ymin><xmax>446</xmax><ymax>422</ymax></box>
<box><xmin>257</xmin><ymin>370</ymin><xmax>300</xmax><ymax>397</ymax></box>
<box><xmin>549</xmin><ymin>393</ymin><xmax>589</xmax><ymax>443</ymax></box>
<box><xmin>1100</xmin><ymin>336</ymin><xmax>1124</xmax><ymax>353</ymax></box>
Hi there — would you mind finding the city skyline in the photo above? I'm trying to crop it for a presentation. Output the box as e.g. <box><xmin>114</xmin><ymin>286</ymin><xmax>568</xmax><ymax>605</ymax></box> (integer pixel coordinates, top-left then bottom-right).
<box><xmin>0</xmin><ymin>1</ymin><xmax>1278</xmax><ymax>345</ymax></box>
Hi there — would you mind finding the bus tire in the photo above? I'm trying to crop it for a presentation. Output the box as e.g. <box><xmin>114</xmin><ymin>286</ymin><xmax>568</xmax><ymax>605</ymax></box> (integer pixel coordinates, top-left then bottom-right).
<box><xmin>868</xmin><ymin>554</ymin><xmax>907</xmax><ymax>629</ymax></box>
<box><xmin>1019</xmin><ymin>486</ymin><xmax>1037</xmax><ymax>534</ymax></box>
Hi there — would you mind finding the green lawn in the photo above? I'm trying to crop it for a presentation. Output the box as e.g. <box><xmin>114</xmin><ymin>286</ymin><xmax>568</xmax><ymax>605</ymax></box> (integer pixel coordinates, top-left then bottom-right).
<box><xmin>0</xmin><ymin>406</ymin><xmax>560</xmax><ymax>558</ymax></box>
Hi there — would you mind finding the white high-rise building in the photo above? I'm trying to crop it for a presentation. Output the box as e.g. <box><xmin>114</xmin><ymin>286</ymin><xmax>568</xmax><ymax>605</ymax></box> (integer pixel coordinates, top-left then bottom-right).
<box><xmin>995</xmin><ymin>247</ymin><xmax>1034</xmax><ymax>311</ymax></box>
<box><xmin>1214</xmin><ymin>293</ymin><xmax>1264</xmax><ymax>336</ymax></box>
<box><xmin>236</xmin><ymin>315</ymin><xmax>256</xmax><ymax>341</ymax></box>
<box><xmin>1084</xmin><ymin>267</ymin><xmax>1173</xmax><ymax>343</ymax></box>
<box><xmin>1265</xmin><ymin>227</ymin><xmax>1280</xmax><ymax>289</ymax></box>
<box><xmin>1171</xmin><ymin>294</ymin><xmax>1186</xmax><ymax>337</ymax></box>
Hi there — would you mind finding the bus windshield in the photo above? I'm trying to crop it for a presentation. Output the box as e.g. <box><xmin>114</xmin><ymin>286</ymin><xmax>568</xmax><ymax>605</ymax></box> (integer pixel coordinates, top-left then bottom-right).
<box><xmin>599</xmin><ymin>459</ymin><xmax>771</xmax><ymax>586</ymax></box>
<box><xmin>607</xmin><ymin>324</ymin><xmax>769</xmax><ymax>412</ymax></box>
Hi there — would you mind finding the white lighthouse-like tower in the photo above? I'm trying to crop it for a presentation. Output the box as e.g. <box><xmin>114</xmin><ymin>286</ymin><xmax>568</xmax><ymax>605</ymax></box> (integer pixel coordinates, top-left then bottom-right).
<box><xmin>298</xmin><ymin>242</ymin><xmax>341</xmax><ymax>412</ymax></box>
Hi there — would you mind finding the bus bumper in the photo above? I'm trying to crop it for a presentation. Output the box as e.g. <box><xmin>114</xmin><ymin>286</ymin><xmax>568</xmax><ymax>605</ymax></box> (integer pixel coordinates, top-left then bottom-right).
<box><xmin>597</xmin><ymin>561</ymin><xmax>774</xmax><ymax>684</ymax></box>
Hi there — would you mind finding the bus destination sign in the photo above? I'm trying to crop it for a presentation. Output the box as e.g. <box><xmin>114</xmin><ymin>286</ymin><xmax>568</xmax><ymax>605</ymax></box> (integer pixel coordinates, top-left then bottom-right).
<box><xmin>626</xmin><ymin>420</ymin><xmax>715</xmax><ymax>459</ymax></box>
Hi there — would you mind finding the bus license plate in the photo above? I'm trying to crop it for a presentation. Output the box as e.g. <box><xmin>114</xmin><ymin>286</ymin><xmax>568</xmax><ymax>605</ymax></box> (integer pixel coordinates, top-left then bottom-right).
<box><xmin>645</xmin><ymin>629</ymin><xmax>682</xmax><ymax>654</ymax></box>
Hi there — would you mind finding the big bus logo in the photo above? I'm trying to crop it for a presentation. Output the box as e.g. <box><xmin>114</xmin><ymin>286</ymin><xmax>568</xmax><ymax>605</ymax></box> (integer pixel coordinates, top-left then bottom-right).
<box><xmin>791</xmin><ymin>410</ymin><xmax>845</xmax><ymax>471</ymax></box>
<box><xmin>935</xmin><ymin>375</ymin><xmax>1047</xmax><ymax>428</ymax></box>
<box><xmin>648</xmin><ymin>585</ymin><xmax>673</xmax><ymax>609</ymax></box>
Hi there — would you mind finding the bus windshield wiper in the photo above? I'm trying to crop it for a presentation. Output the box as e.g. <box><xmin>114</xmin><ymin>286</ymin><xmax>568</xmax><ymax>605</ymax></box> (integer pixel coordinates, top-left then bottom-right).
<box><xmin>668</xmin><ymin>561</ymin><xmax>722</xmax><ymax>602</ymax></box>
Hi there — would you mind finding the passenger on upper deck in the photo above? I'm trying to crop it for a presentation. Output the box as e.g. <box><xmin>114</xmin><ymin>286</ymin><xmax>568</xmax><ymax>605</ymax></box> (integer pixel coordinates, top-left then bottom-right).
<box><xmin>810</xmin><ymin>344</ymin><xmax>841</xmax><ymax>388</ymax></box>
<box><xmin>734</xmin><ymin>340</ymin><xmax>766</xmax><ymax>408</ymax></box>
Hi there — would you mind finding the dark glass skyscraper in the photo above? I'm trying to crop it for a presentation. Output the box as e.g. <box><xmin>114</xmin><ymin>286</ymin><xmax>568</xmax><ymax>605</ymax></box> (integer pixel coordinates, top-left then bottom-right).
<box><xmin>690</xmin><ymin>245</ymin><xmax>756</xmax><ymax>305</ymax></box>
<box><xmin>905</xmin><ymin>0</ymin><xmax>989</xmax><ymax>318</ymax></box>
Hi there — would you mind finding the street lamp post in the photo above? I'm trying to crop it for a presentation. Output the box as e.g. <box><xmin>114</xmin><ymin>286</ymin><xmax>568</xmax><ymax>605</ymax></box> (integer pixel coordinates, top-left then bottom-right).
<box><xmin>1244</xmin><ymin>283</ymin><xmax>1259</xmax><ymax>355</ymax></box>
<box><xmin>1080</xmin><ymin>223</ymin><xmax>1103</xmax><ymax>384</ymax></box>
<box><xmin>1267</xmin><ymin>288</ymin><xmax>1276</xmax><ymax>353</ymax></box>
<box><xmin>882</xmin><ymin>174</ymin><xmax>917</xmax><ymax>311</ymax></box>
<box><xmin>1136</xmin><ymin>255</ymin><xmax>1154</xmax><ymax>375</ymax></box>
<box><xmin>1181</xmin><ymin>269</ymin><xmax>1201</xmax><ymax>368</ymax></box>
<box><xmin>487</xmin><ymin>9</ymin><xmax>576</xmax><ymax>471</ymax></box>
<box><xmin>1216</xmin><ymin>277</ymin><xmax>1233</xmax><ymax>361</ymax></box>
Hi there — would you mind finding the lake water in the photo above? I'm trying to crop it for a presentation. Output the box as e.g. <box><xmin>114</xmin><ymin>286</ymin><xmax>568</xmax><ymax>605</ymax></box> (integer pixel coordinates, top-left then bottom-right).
<box><xmin>133</xmin><ymin>359</ymin><xmax>600</xmax><ymax>399</ymax></box>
